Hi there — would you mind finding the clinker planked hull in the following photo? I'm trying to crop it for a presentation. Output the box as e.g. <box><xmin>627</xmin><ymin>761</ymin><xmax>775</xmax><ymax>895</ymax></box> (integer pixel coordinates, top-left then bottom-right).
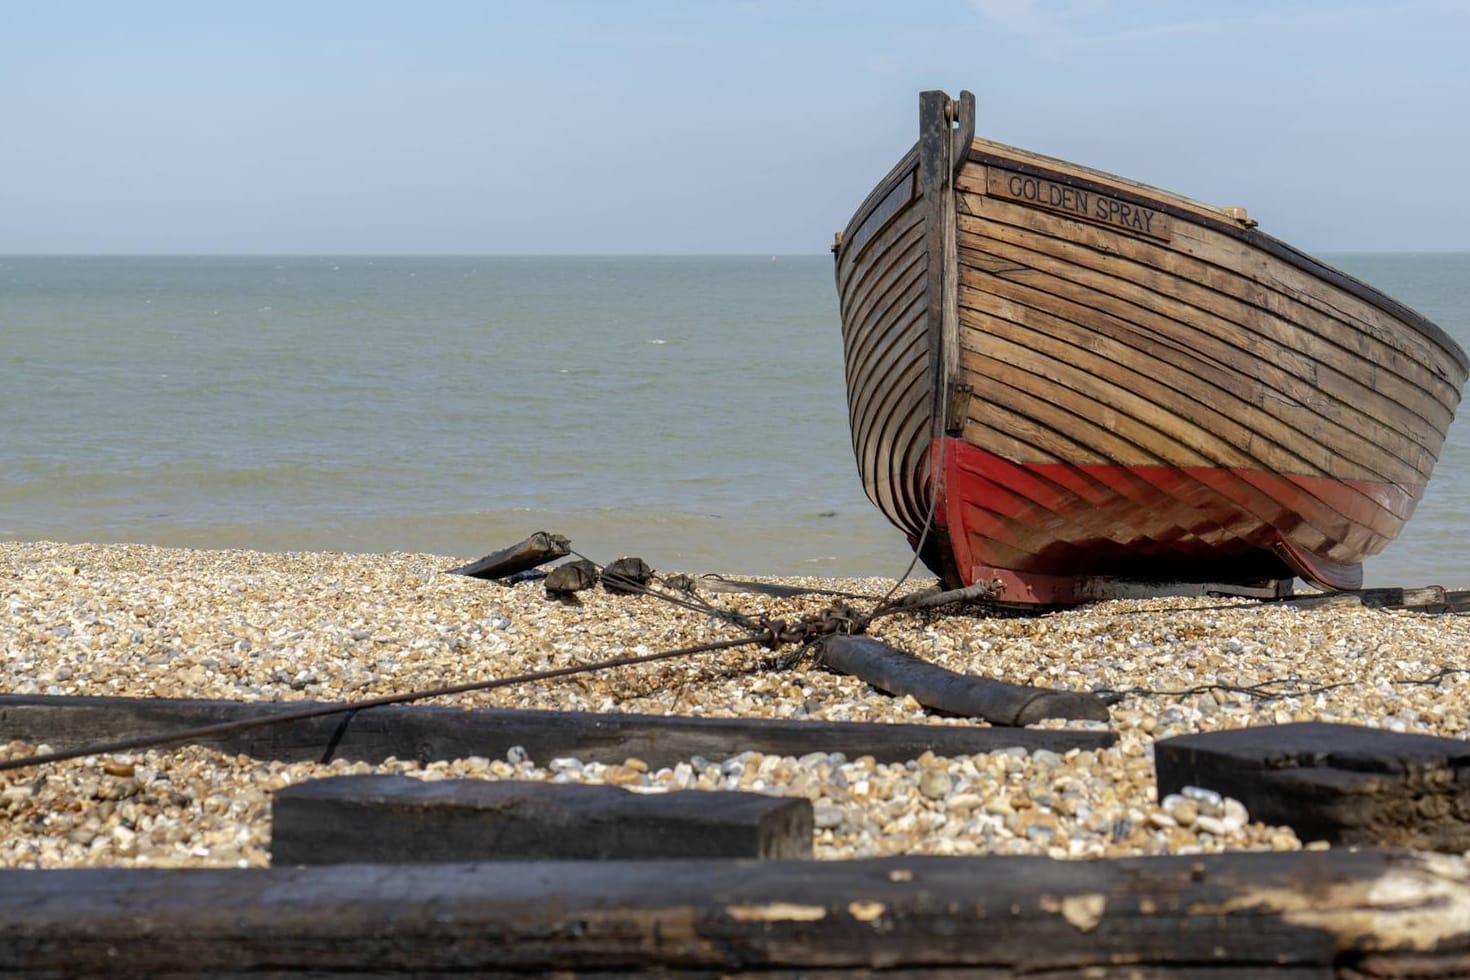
<box><xmin>835</xmin><ymin>91</ymin><xmax>1467</xmax><ymax>605</ymax></box>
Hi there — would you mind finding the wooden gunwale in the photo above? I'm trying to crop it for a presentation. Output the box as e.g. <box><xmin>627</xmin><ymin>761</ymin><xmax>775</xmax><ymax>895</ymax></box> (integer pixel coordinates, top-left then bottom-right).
<box><xmin>837</xmin><ymin>147</ymin><xmax>919</xmax><ymax>270</ymax></box>
<box><xmin>964</xmin><ymin>143</ymin><xmax>1469</xmax><ymax>376</ymax></box>
<box><xmin>840</xmin><ymin>169</ymin><xmax>919</xmax><ymax>275</ymax></box>
<box><xmin>840</xmin><ymin>204</ymin><xmax>917</xmax><ymax>323</ymax></box>
<box><xmin>958</xmin><ymin>259</ymin><xmax>1439</xmax><ymax>483</ymax></box>
<box><xmin>956</xmin><ymin>201</ymin><xmax>1457</xmax><ymax>431</ymax></box>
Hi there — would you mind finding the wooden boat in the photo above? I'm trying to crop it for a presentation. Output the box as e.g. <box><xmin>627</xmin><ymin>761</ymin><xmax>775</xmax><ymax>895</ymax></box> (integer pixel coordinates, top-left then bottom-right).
<box><xmin>833</xmin><ymin>90</ymin><xmax>1468</xmax><ymax>605</ymax></box>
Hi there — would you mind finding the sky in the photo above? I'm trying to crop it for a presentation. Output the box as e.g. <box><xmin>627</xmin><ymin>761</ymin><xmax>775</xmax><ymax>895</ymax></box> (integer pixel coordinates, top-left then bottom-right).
<box><xmin>2</xmin><ymin>0</ymin><xmax>1468</xmax><ymax>255</ymax></box>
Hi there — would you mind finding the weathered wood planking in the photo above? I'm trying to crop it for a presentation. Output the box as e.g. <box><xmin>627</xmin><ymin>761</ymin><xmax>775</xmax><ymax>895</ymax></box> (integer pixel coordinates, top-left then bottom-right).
<box><xmin>271</xmin><ymin>775</ymin><xmax>813</xmax><ymax>863</ymax></box>
<box><xmin>955</xmin><ymin>268</ymin><xmax>1432</xmax><ymax>487</ymax></box>
<box><xmin>956</xmin><ymin>248</ymin><xmax>1443</xmax><ymax>467</ymax></box>
<box><xmin>955</xmin><ymin>199</ymin><xmax>1453</xmax><ymax>440</ymax></box>
<box><xmin>950</xmin><ymin>336</ymin><xmax>1402</xmax><ymax>551</ymax></box>
<box><xmin>1156</xmin><ymin>722</ymin><xmax>1470</xmax><ymax>851</ymax></box>
<box><xmin>955</xmin><ymin>262</ymin><xmax>1438</xmax><ymax>486</ymax></box>
<box><xmin>836</xmin><ymin>141</ymin><xmax>934</xmax><ymax>544</ymax></box>
<box><xmin>0</xmin><ymin>694</ymin><xmax>1113</xmax><ymax>768</ymax></box>
<box><xmin>957</xmin><ymin>169</ymin><xmax>1460</xmax><ymax>413</ymax></box>
<box><xmin>832</xmin><ymin>89</ymin><xmax>1467</xmax><ymax>602</ymax></box>
<box><xmin>4</xmin><ymin>851</ymin><xmax>1470</xmax><ymax>975</ymax></box>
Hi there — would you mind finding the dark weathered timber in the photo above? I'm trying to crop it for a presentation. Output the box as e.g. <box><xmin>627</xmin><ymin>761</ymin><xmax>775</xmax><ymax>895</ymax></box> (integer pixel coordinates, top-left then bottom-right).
<box><xmin>3</xmin><ymin>850</ymin><xmax>1468</xmax><ymax>975</ymax></box>
<box><xmin>271</xmin><ymin>775</ymin><xmax>812</xmax><ymax>864</ymax></box>
<box><xmin>1156</xmin><ymin>722</ymin><xmax>1470</xmax><ymax>850</ymax></box>
<box><xmin>0</xmin><ymin>694</ymin><xmax>1112</xmax><ymax>769</ymax></box>
<box><xmin>544</xmin><ymin>558</ymin><xmax>598</xmax><ymax>595</ymax></box>
<box><xmin>816</xmin><ymin>635</ymin><xmax>1110</xmax><ymax>726</ymax></box>
<box><xmin>447</xmin><ymin>531</ymin><xmax>570</xmax><ymax>579</ymax></box>
<box><xmin>919</xmin><ymin>89</ymin><xmax>960</xmax><ymax>446</ymax></box>
<box><xmin>1281</xmin><ymin>586</ymin><xmax>1458</xmax><ymax>612</ymax></box>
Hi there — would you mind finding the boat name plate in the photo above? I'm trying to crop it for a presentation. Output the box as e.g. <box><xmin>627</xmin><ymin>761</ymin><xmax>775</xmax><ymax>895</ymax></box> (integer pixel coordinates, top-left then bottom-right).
<box><xmin>987</xmin><ymin>168</ymin><xmax>1173</xmax><ymax>241</ymax></box>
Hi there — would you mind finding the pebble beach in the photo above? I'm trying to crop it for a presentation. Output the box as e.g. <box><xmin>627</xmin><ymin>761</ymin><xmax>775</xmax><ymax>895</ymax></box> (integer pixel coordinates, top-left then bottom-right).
<box><xmin>5</xmin><ymin>539</ymin><xmax>1470</xmax><ymax>869</ymax></box>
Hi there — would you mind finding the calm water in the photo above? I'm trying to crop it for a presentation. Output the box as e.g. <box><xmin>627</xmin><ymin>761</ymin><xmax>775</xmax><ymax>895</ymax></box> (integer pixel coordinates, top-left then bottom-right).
<box><xmin>3</xmin><ymin>254</ymin><xmax>1469</xmax><ymax>587</ymax></box>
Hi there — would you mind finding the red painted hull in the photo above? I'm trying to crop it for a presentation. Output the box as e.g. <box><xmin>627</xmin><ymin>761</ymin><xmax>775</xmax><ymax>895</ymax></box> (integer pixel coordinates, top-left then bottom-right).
<box><xmin>930</xmin><ymin>438</ymin><xmax>1421</xmax><ymax>603</ymax></box>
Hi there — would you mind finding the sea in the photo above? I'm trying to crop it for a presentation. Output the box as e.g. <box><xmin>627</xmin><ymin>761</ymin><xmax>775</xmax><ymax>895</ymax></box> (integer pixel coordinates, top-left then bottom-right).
<box><xmin>3</xmin><ymin>253</ymin><xmax>1469</xmax><ymax>588</ymax></box>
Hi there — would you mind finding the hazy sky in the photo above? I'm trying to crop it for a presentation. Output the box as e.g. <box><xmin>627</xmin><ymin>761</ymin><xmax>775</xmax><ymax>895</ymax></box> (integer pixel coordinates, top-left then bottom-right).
<box><xmin>3</xmin><ymin>1</ymin><xmax>1467</xmax><ymax>254</ymax></box>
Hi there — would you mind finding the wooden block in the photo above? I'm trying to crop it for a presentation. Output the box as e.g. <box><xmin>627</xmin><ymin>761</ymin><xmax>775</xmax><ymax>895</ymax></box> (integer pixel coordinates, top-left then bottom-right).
<box><xmin>3</xmin><ymin>850</ymin><xmax>1469</xmax><ymax>975</ymax></box>
<box><xmin>543</xmin><ymin>558</ymin><xmax>597</xmax><ymax>595</ymax></box>
<box><xmin>1156</xmin><ymin>722</ymin><xmax>1470</xmax><ymax>850</ymax></box>
<box><xmin>272</xmin><ymin>775</ymin><xmax>811</xmax><ymax>864</ymax></box>
<box><xmin>0</xmin><ymin>694</ymin><xmax>1113</xmax><ymax>770</ymax></box>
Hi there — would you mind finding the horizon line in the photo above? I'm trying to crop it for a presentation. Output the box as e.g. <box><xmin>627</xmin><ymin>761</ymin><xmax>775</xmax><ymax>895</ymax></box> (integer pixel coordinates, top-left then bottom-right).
<box><xmin>4</xmin><ymin>249</ymin><xmax>1469</xmax><ymax>258</ymax></box>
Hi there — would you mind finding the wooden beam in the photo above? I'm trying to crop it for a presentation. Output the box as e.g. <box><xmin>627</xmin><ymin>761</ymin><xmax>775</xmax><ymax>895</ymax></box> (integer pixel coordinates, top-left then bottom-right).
<box><xmin>2</xmin><ymin>850</ymin><xmax>1468</xmax><ymax>975</ymax></box>
<box><xmin>919</xmin><ymin>89</ymin><xmax>961</xmax><ymax>450</ymax></box>
<box><xmin>271</xmin><ymin>775</ymin><xmax>813</xmax><ymax>864</ymax></box>
<box><xmin>1281</xmin><ymin>586</ymin><xmax>1470</xmax><ymax>614</ymax></box>
<box><xmin>816</xmin><ymin>634</ymin><xmax>1109</xmax><ymax>725</ymax></box>
<box><xmin>0</xmin><ymin>694</ymin><xmax>1113</xmax><ymax>769</ymax></box>
<box><xmin>1156</xmin><ymin>722</ymin><xmax>1470</xmax><ymax>850</ymax></box>
<box><xmin>446</xmin><ymin>531</ymin><xmax>570</xmax><ymax>580</ymax></box>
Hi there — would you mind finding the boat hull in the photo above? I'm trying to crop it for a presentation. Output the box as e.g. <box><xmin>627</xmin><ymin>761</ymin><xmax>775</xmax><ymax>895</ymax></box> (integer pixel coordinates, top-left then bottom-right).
<box><xmin>835</xmin><ymin>91</ymin><xmax>1467</xmax><ymax>604</ymax></box>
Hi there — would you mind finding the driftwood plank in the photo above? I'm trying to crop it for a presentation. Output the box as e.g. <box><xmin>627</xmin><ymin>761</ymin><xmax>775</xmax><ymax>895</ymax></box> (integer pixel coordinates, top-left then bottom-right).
<box><xmin>0</xmin><ymin>694</ymin><xmax>1113</xmax><ymax>769</ymax></box>
<box><xmin>447</xmin><ymin>531</ymin><xmax>570</xmax><ymax>580</ymax></box>
<box><xmin>1</xmin><ymin>850</ymin><xmax>1467</xmax><ymax>975</ymax></box>
<box><xmin>271</xmin><ymin>775</ymin><xmax>812</xmax><ymax>864</ymax></box>
<box><xmin>1156</xmin><ymin>722</ymin><xmax>1470</xmax><ymax>850</ymax></box>
<box><xmin>816</xmin><ymin>634</ymin><xmax>1110</xmax><ymax>726</ymax></box>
